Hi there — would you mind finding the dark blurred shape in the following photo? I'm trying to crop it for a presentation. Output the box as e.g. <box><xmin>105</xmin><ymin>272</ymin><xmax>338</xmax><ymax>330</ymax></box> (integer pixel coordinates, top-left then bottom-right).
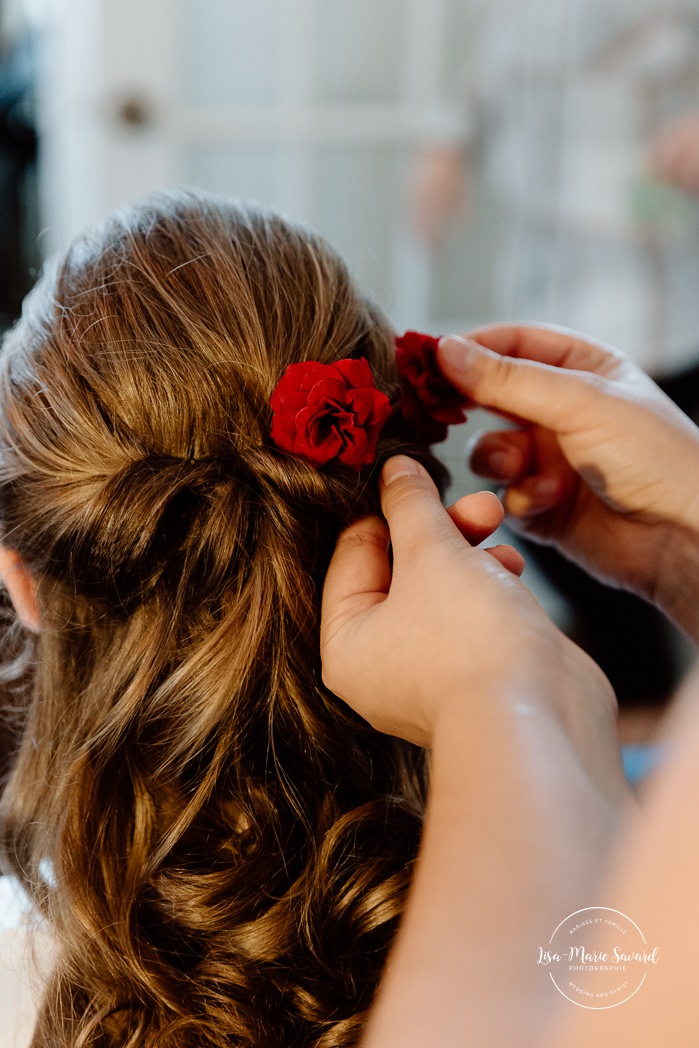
<box><xmin>115</xmin><ymin>94</ymin><xmax>155</xmax><ymax>129</ymax></box>
<box><xmin>521</xmin><ymin>542</ymin><xmax>678</xmax><ymax>708</ymax></box>
<box><xmin>0</xmin><ymin>29</ymin><xmax>38</xmax><ymax>331</ymax></box>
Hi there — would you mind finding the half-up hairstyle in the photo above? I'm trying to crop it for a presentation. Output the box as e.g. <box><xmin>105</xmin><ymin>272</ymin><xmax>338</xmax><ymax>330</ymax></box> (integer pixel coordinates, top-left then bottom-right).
<box><xmin>0</xmin><ymin>189</ymin><xmax>446</xmax><ymax>1047</ymax></box>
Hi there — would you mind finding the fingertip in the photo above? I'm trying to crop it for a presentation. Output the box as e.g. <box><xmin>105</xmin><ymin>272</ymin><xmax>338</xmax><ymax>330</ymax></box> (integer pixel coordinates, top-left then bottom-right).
<box><xmin>467</xmin><ymin>428</ymin><xmax>534</xmax><ymax>482</ymax></box>
<box><xmin>446</xmin><ymin>489</ymin><xmax>505</xmax><ymax>544</ymax></box>
<box><xmin>475</xmin><ymin>488</ymin><xmax>505</xmax><ymax>506</ymax></box>
<box><xmin>377</xmin><ymin>455</ymin><xmax>458</xmax><ymax>555</ymax></box>
<box><xmin>470</xmin><ymin>445</ymin><xmax>524</xmax><ymax>481</ymax></box>
<box><xmin>464</xmin><ymin>489</ymin><xmax>506</xmax><ymax>524</ymax></box>
<box><xmin>438</xmin><ymin>334</ymin><xmax>481</xmax><ymax>375</ymax></box>
<box><xmin>379</xmin><ymin>454</ymin><xmax>429</xmax><ymax>490</ymax></box>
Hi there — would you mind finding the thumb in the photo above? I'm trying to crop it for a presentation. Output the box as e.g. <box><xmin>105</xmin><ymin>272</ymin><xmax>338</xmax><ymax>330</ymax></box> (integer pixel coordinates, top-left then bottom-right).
<box><xmin>378</xmin><ymin>455</ymin><xmax>462</xmax><ymax>565</ymax></box>
<box><xmin>321</xmin><ymin>456</ymin><xmax>456</xmax><ymax>650</ymax></box>
<box><xmin>438</xmin><ymin>334</ymin><xmax>598</xmax><ymax>431</ymax></box>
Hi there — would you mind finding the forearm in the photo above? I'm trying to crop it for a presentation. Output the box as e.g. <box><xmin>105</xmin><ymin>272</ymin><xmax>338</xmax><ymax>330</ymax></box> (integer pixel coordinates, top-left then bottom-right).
<box><xmin>548</xmin><ymin>677</ymin><xmax>699</xmax><ymax>1048</ymax></box>
<box><xmin>363</xmin><ymin>699</ymin><xmax>633</xmax><ymax>1048</ymax></box>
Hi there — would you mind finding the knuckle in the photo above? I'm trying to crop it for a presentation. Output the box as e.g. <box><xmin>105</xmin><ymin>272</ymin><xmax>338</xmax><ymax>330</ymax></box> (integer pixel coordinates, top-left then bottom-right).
<box><xmin>319</xmin><ymin>641</ymin><xmax>344</xmax><ymax>696</ymax></box>
<box><xmin>474</xmin><ymin>352</ymin><xmax>527</xmax><ymax>408</ymax></box>
<box><xmin>578</xmin><ymin>370</ymin><xmax>610</xmax><ymax>396</ymax></box>
<box><xmin>483</xmin><ymin>351</ymin><xmax>518</xmax><ymax>392</ymax></box>
<box><xmin>382</xmin><ymin>474</ymin><xmax>432</xmax><ymax>516</ymax></box>
<box><xmin>396</xmin><ymin>532</ymin><xmax>424</xmax><ymax>564</ymax></box>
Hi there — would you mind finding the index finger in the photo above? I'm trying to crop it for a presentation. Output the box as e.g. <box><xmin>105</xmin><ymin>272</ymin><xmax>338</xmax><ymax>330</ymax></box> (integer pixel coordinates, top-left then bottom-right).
<box><xmin>321</xmin><ymin>514</ymin><xmax>391</xmax><ymax>630</ymax></box>
<box><xmin>463</xmin><ymin>322</ymin><xmax>626</xmax><ymax>376</ymax></box>
<box><xmin>436</xmin><ymin>335</ymin><xmax>605</xmax><ymax>433</ymax></box>
<box><xmin>322</xmin><ymin>456</ymin><xmax>463</xmax><ymax>640</ymax></box>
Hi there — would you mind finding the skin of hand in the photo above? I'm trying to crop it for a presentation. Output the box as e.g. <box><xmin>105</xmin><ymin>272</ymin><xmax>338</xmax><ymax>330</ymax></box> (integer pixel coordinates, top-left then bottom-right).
<box><xmin>322</xmin><ymin>455</ymin><xmax>635</xmax><ymax>1048</ymax></box>
<box><xmin>650</xmin><ymin>111</ymin><xmax>699</xmax><ymax>196</ymax></box>
<box><xmin>410</xmin><ymin>145</ymin><xmax>471</xmax><ymax>249</ymax></box>
<box><xmin>438</xmin><ymin>326</ymin><xmax>699</xmax><ymax>638</ymax></box>
<box><xmin>321</xmin><ymin>454</ymin><xmax>626</xmax><ymax>808</ymax></box>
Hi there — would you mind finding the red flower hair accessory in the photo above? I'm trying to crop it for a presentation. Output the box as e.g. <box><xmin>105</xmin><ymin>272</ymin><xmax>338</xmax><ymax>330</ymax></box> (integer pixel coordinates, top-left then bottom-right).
<box><xmin>270</xmin><ymin>358</ymin><xmax>391</xmax><ymax>469</ymax></box>
<box><xmin>395</xmin><ymin>330</ymin><xmax>468</xmax><ymax>443</ymax></box>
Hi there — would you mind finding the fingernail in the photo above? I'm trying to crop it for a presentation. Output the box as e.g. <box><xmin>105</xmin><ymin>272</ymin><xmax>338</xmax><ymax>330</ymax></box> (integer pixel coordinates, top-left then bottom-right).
<box><xmin>380</xmin><ymin>455</ymin><xmax>427</xmax><ymax>488</ymax></box>
<box><xmin>465</xmin><ymin>430</ymin><xmax>518</xmax><ymax>479</ymax></box>
<box><xmin>439</xmin><ymin>335</ymin><xmax>480</xmax><ymax>372</ymax></box>
<box><xmin>505</xmin><ymin>476</ymin><xmax>561</xmax><ymax>518</ymax></box>
<box><xmin>464</xmin><ymin>427</ymin><xmax>486</xmax><ymax>455</ymax></box>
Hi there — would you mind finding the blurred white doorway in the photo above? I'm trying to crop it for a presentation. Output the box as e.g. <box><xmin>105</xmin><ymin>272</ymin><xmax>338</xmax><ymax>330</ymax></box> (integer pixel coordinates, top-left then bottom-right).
<box><xmin>36</xmin><ymin>0</ymin><xmax>488</xmax><ymax>332</ymax></box>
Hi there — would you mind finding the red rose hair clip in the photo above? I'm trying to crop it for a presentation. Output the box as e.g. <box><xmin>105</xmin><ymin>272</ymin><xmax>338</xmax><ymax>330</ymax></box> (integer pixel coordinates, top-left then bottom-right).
<box><xmin>270</xmin><ymin>358</ymin><xmax>391</xmax><ymax>469</ymax></box>
<box><xmin>395</xmin><ymin>331</ymin><xmax>468</xmax><ymax>443</ymax></box>
<box><xmin>269</xmin><ymin>333</ymin><xmax>467</xmax><ymax>469</ymax></box>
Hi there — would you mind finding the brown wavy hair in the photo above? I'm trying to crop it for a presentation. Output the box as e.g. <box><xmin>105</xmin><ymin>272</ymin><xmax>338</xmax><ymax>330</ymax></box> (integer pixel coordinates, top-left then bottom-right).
<box><xmin>0</xmin><ymin>189</ymin><xmax>446</xmax><ymax>1047</ymax></box>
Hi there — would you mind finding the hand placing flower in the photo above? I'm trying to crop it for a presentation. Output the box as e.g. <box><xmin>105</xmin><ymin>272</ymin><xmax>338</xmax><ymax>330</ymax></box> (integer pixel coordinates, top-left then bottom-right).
<box><xmin>270</xmin><ymin>358</ymin><xmax>392</xmax><ymax>469</ymax></box>
<box><xmin>396</xmin><ymin>331</ymin><xmax>468</xmax><ymax>443</ymax></box>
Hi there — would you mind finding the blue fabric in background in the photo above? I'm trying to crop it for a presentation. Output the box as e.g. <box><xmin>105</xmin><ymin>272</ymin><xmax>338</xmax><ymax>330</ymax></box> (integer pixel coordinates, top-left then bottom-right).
<box><xmin>621</xmin><ymin>744</ymin><xmax>663</xmax><ymax>787</ymax></box>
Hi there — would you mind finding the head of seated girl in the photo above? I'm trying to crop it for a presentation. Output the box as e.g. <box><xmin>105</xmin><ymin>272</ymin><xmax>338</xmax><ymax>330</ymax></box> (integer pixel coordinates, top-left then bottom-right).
<box><xmin>0</xmin><ymin>189</ymin><xmax>447</xmax><ymax>1048</ymax></box>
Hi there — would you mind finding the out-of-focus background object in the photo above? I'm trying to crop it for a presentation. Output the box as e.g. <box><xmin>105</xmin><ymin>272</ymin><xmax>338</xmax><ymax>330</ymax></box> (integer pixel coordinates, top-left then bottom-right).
<box><xmin>412</xmin><ymin>0</ymin><xmax>699</xmax><ymax>376</ymax></box>
<box><xmin>32</xmin><ymin>0</ymin><xmax>491</xmax><ymax>336</ymax></box>
<box><xmin>4</xmin><ymin>0</ymin><xmax>699</xmax><ymax>378</ymax></box>
<box><xmin>0</xmin><ymin>0</ymin><xmax>38</xmax><ymax>332</ymax></box>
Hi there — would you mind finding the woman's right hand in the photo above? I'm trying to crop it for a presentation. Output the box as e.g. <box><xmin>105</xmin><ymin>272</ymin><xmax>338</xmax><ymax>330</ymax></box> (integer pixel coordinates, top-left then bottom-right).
<box><xmin>324</xmin><ymin>458</ymin><xmax>633</xmax><ymax>1048</ymax></box>
<box><xmin>438</xmin><ymin>325</ymin><xmax>699</xmax><ymax>638</ymax></box>
<box><xmin>321</xmin><ymin>456</ymin><xmax>626</xmax><ymax>808</ymax></box>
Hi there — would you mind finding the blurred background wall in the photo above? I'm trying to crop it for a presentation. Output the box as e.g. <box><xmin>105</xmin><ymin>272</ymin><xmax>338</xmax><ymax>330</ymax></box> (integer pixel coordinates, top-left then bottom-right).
<box><xmin>31</xmin><ymin>0</ymin><xmax>493</xmax><ymax>337</ymax></box>
<box><xmin>5</xmin><ymin>1</ymin><xmax>699</xmax><ymax>378</ymax></box>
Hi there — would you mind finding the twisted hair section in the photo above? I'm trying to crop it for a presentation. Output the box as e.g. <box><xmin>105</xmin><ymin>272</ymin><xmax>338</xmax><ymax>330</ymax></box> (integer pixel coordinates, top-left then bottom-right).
<box><xmin>0</xmin><ymin>190</ymin><xmax>445</xmax><ymax>1047</ymax></box>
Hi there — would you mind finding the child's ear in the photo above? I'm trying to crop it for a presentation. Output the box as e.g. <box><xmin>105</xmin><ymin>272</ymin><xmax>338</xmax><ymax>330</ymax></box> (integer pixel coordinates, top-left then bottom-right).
<box><xmin>0</xmin><ymin>546</ymin><xmax>39</xmax><ymax>632</ymax></box>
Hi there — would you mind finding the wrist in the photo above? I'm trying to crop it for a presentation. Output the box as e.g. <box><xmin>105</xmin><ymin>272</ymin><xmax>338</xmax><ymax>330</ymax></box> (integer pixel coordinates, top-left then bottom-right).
<box><xmin>431</xmin><ymin>658</ymin><xmax>632</xmax><ymax>821</ymax></box>
<box><xmin>651</xmin><ymin>523</ymin><xmax>699</xmax><ymax>642</ymax></box>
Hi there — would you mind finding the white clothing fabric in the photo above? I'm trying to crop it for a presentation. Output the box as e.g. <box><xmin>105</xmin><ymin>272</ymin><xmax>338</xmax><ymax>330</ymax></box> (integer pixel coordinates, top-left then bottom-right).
<box><xmin>0</xmin><ymin>879</ymin><xmax>51</xmax><ymax>1048</ymax></box>
<box><xmin>0</xmin><ymin>925</ymin><xmax>51</xmax><ymax>1048</ymax></box>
